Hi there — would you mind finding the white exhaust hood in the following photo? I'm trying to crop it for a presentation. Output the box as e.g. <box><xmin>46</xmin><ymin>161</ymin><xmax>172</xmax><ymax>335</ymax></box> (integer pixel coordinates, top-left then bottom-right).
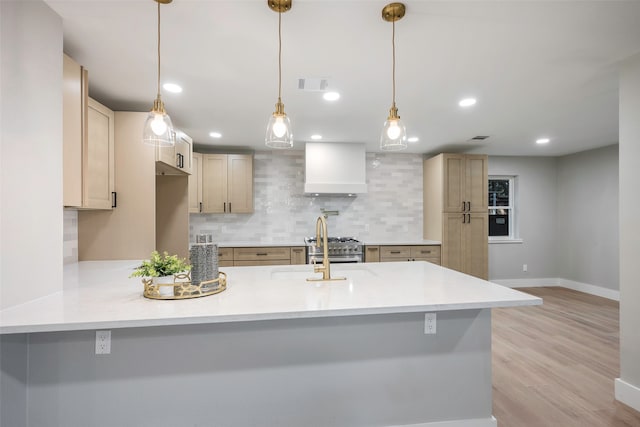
<box><xmin>304</xmin><ymin>142</ymin><xmax>367</xmax><ymax>195</ymax></box>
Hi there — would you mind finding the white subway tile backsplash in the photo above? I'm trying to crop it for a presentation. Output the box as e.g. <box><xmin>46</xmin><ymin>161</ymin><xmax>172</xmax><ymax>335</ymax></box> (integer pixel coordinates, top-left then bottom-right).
<box><xmin>190</xmin><ymin>151</ymin><xmax>423</xmax><ymax>244</ymax></box>
<box><xmin>63</xmin><ymin>209</ymin><xmax>78</xmax><ymax>264</ymax></box>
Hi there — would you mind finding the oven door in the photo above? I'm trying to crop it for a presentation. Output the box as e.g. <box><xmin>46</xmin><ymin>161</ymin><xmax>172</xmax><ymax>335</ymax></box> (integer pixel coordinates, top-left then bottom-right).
<box><xmin>308</xmin><ymin>255</ymin><xmax>363</xmax><ymax>264</ymax></box>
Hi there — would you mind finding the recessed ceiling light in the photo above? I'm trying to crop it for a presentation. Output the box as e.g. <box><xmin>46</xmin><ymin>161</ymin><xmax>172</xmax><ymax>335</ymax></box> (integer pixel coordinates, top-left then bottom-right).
<box><xmin>310</xmin><ymin>134</ymin><xmax>322</xmax><ymax>140</ymax></box>
<box><xmin>459</xmin><ymin>98</ymin><xmax>477</xmax><ymax>107</ymax></box>
<box><xmin>408</xmin><ymin>137</ymin><xmax>419</xmax><ymax>143</ymax></box>
<box><xmin>163</xmin><ymin>83</ymin><xmax>182</xmax><ymax>93</ymax></box>
<box><xmin>323</xmin><ymin>91</ymin><xmax>340</xmax><ymax>101</ymax></box>
<box><xmin>536</xmin><ymin>137</ymin><xmax>550</xmax><ymax>144</ymax></box>
<box><xmin>209</xmin><ymin>132</ymin><xmax>222</xmax><ymax>138</ymax></box>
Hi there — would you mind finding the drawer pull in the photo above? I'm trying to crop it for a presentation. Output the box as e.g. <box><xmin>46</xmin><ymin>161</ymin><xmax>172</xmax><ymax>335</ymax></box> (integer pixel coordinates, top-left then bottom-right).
<box><xmin>390</xmin><ymin>251</ymin><xmax>401</xmax><ymax>254</ymax></box>
<box><xmin>420</xmin><ymin>250</ymin><xmax>432</xmax><ymax>254</ymax></box>
<box><xmin>256</xmin><ymin>253</ymin><xmax>268</xmax><ymax>256</ymax></box>
<box><xmin>368</xmin><ymin>248</ymin><xmax>379</xmax><ymax>251</ymax></box>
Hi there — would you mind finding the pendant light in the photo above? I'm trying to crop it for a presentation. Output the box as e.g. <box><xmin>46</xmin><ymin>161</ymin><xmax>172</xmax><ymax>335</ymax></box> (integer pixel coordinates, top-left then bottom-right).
<box><xmin>380</xmin><ymin>2</ymin><xmax>407</xmax><ymax>151</ymax></box>
<box><xmin>142</xmin><ymin>0</ymin><xmax>175</xmax><ymax>147</ymax></box>
<box><xmin>265</xmin><ymin>0</ymin><xmax>293</xmax><ymax>149</ymax></box>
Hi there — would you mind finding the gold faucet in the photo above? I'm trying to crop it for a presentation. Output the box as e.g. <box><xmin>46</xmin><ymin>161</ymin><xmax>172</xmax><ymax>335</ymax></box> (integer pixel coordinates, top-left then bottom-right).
<box><xmin>307</xmin><ymin>215</ymin><xmax>345</xmax><ymax>282</ymax></box>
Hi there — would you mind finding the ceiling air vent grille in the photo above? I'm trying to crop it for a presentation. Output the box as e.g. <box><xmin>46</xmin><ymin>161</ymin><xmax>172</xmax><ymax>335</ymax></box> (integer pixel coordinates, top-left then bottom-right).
<box><xmin>298</xmin><ymin>78</ymin><xmax>329</xmax><ymax>92</ymax></box>
<box><xmin>470</xmin><ymin>135</ymin><xmax>490</xmax><ymax>141</ymax></box>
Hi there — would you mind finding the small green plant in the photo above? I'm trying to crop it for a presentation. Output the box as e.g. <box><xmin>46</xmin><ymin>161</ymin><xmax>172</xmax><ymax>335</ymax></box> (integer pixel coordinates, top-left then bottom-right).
<box><xmin>130</xmin><ymin>251</ymin><xmax>191</xmax><ymax>278</ymax></box>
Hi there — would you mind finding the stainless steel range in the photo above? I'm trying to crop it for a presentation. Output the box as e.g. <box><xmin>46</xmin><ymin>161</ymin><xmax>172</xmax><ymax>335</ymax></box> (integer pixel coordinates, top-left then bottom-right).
<box><xmin>304</xmin><ymin>237</ymin><xmax>364</xmax><ymax>264</ymax></box>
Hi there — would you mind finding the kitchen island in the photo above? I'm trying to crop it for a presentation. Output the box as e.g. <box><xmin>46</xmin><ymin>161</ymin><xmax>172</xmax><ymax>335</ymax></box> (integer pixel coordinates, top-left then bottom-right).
<box><xmin>1</xmin><ymin>261</ymin><xmax>540</xmax><ymax>427</ymax></box>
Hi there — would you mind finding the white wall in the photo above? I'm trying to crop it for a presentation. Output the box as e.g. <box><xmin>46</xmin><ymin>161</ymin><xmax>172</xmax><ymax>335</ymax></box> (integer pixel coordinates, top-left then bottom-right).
<box><xmin>0</xmin><ymin>0</ymin><xmax>63</xmax><ymax>308</ymax></box>
<box><xmin>557</xmin><ymin>145</ymin><xmax>619</xmax><ymax>290</ymax></box>
<box><xmin>488</xmin><ymin>156</ymin><xmax>558</xmax><ymax>280</ymax></box>
<box><xmin>617</xmin><ymin>53</ymin><xmax>640</xmax><ymax>411</ymax></box>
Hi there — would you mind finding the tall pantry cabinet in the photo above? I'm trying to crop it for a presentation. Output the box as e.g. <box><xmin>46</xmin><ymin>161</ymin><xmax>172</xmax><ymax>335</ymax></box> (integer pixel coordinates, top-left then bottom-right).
<box><xmin>423</xmin><ymin>154</ymin><xmax>488</xmax><ymax>279</ymax></box>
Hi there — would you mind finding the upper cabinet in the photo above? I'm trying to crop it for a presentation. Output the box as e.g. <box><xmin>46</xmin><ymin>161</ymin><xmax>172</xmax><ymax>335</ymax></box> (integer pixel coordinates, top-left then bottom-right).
<box><xmin>156</xmin><ymin>130</ymin><xmax>193</xmax><ymax>175</ymax></box>
<box><xmin>63</xmin><ymin>54</ymin><xmax>115</xmax><ymax>210</ymax></box>
<box><xmin>194</xmin><ymin>153</ymin><xmax>254</xmax><ymax>214</ymax></box>
<box><xmin>441</xmin><ymin>154</ymin><xmax>488</xmax><ymax>213</ymax></box>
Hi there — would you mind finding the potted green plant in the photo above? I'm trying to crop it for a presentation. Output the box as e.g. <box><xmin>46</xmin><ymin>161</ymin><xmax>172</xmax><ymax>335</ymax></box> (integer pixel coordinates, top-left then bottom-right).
<box><xmin>130</xmin><ymin>251</ymin><xmax>191</xmax><ymax>296</ymax></box>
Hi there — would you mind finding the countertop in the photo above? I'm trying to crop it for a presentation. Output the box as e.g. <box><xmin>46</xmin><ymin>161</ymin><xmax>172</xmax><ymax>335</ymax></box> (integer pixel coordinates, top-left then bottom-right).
<box><xmin>0</xmin><ymin>261</ymin><xmax>540</xmax><ymax>334</ymax></box>
<box><xmin>215</xmin><ymin>240</ymin><xmax>441</xmax><ymax>247</ymax></box>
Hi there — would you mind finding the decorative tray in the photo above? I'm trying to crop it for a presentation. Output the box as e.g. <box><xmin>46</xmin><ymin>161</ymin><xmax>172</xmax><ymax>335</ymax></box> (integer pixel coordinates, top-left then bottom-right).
<box><xmin>142</xmin><ymin>272</ymin><xmax>227</xmax><ymax>300</ymax></box>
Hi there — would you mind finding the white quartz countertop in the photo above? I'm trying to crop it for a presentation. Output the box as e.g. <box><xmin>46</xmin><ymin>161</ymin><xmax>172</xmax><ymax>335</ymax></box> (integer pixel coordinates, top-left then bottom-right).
<box><xmin>216</xmin><ymin>241</ymin><xmax>306</xmax><ymax>248</ymax></box>
<box><xmin>0</xmin><ymin>261</ymin><xmax>540</xmax><ymax>334</ymax></box>
<box><xmin>215</xmin><ymin>240</ymin><xmax>441</xmax><ymax>247</ymax></box>
<box><xmin>362</xmin><ymin>240</ymin><xmax>441</xmax><ymax>246</ymax></box>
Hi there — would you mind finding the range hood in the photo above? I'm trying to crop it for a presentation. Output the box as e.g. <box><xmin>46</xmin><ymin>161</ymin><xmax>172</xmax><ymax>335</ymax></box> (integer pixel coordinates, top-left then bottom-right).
<box><xmin>304</xmin><ymin>142</ymin><xmax>367</xmax><ymax>195</ymax></box>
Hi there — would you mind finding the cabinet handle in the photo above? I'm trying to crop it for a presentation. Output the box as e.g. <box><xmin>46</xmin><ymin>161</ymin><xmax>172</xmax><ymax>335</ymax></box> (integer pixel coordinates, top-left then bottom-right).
<box><xmin>468</xmin><ymin>201</ymin><xmax>471</xmax><ymax>211</ymax></box>
<box><xmin>223</xmin><ymin>202</ymin><xmax>226</xmax><ymax>213</ymax></box>
<box><xmin>420</xmin><ymin>250</ymin><xmax>432</xmax><ymax>254</ymax></box>
<box><xmin>111</xmin><ymin>192</ymin><xmax>117</xmax><ymax>208</ymax></box>
<box><xmin>229</xmin><ymin>202</ymin><xmax>232</xmax><ymax>212</ymax></box>
<box><xmin>462</xmin><ymin>214</ymin><xmax>466</xmax><ymax>224</ymax></box>
<box><xmin>368</xmin><ymin>248</ymin><xmax>379</xmax><ymax>251</ymax></box>
<box><xmin>390</xmin><ymin>251</ymin><xmax>401</xmax><ymax>254</ymax></box>
<box><xmin>256</xmin><ymin>253</ymin><xmax>268</xmax><ymax>256</ymax></box>
<box><xmin>199</xmin><ymin>202</ymin><xmax>203</xmax><ymax>213</ymax></box>
<box><xmin>467</xmin><ymin>214</ymin><xmax>471</xmax><ymax>223</ymax></box>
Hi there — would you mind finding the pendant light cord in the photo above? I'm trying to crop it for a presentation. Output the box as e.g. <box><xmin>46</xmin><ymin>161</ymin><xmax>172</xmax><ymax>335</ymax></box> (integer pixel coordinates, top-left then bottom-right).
<box><xmin>278</xmin><ymin>9</ymin><xmax>282</xmax><ymax>101</ymax></box>
<box><xmin>392</xmin><ymin>19</ymin><xmax>396</xmax><ymax>106</ymax></box>
<box><xmin>157</xmin><ymin>0</ymin><xmax>161</xmax><ymax>98</ymax></box>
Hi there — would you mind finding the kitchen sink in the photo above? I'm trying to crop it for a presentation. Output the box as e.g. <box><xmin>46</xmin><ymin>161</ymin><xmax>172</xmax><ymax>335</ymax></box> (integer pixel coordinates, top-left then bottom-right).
<box><xmin>270</xmin><ymin>265</ymin><xmax>377</xmax><ymax>280</ymax></box>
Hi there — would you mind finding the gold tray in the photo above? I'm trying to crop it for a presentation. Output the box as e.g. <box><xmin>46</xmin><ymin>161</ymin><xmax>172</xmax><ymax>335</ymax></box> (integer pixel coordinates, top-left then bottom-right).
<box><xmin>142</xmin><ymin>272</ymin><xmax>227</xmax><ymax>300</ymax></box>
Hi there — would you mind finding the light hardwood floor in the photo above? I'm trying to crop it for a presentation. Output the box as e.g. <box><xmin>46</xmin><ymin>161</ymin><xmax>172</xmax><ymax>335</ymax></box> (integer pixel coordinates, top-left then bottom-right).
<box><xmin>493</xmin><ymin>287</ymin><xmax>640</xmax><ymax>427</ymax></box>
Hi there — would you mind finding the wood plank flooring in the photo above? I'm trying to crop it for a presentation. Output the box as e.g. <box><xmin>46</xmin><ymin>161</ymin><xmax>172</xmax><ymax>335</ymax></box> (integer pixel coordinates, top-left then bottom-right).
<box><xmin>492</xmin><ymin>287</ymin><xmax>640</xmax><ymax>427</ymax></box>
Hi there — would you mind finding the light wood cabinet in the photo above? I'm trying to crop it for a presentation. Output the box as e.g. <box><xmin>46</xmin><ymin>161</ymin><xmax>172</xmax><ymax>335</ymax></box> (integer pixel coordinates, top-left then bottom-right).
<box><xmin>63</xmin><ymin>54</ymin><xmax>116</xmax><ymax>210</ymax></box>
<box><xmin>365</xmin><ymin>246</ymin><xmax>380</xmax><ymax>262</ymax></box>
<box><xmin>156</xmin><ymin>130</ymin><xmax>192</xmax><ymax>175</ymax></box>
<box><xmin>424</xmin><ymin>153</ymin><xmax>488</xmax><ymax>279</ymax></box>
<box><xmin>200</xmin><ymin>153</ymin><xmax>254</xmax><ymax>214</ymax></box>
<box><xmin>291</xmin><ymin>247</ymin><xmax>306</xmax><ymax>265</ymax></box>
<box><xmin>189</xmin><ymin>152</ymin><xmax>203</xmax><ymax>213</ymax></box>
<box><xmin>373</xmin><ymin>245</ymin><xmax>441</xmax><ymax>265</ymax></box>
<box><xmin>78</xmin><ymin>112</ymin><xmax>189</xmax><ymax>260</ymax></box>
<box><xmin>217</xmin><ymin>246</ymin><xmax>306</xmax><ymax>266</ymax></box>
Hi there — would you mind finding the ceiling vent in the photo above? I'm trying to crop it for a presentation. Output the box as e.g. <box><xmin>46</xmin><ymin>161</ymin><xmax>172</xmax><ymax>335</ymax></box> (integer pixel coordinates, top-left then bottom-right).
<box><xmin>298</xmin><ymin>78</ymin><xmax>329</xmax><ymax>92</ymax></box>
<box><xmin>470</xmin><ymin>135</ymin><xmax>490</xmax><ymax>141</ymax></box>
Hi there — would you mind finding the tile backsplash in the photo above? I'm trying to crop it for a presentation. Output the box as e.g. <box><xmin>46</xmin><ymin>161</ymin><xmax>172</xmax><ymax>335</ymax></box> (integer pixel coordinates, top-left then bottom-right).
<box><xmin>63</xmin><ymin>209</ymin><xmax>78</xmax><ymax>264</ymax></box>
<box><xmin>190</xmin><ymin>151</ymin><xmax>424</xmax><ymax>244</ymax></box>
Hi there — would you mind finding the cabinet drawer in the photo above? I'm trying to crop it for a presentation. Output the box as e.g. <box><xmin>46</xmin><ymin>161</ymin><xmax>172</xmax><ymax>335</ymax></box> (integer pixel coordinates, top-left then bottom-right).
<box><xmin>380</xmin><ymin>246</ymin><xmax>411</xmax><ymax>259</ymax></box>
<box><xmin>234</xmin><ymin>260</ymin><xmax>289</xmax><ymax>267</ymax></box>
<box><xmin>410</xmin><ymin>246</ymin><xmax>441</xmax><ymax>259</ymax></box>
<box><xmin>218</xmin><ymin>247</ymin><xmax>233</xmax><ymax>261</ymax></box>
<box><xmin>290</xmin><ymin>247</ymin><xmax>306</xmax><ymax>265</ymax></box>
<box><xmin>365</xmin><ymin>246</ymin><xmax>380</xmax><ymax>263</ymax></box>
<box><xmin>413</xmin><ymin>257</ymin><xmax>441</xmax><ymax>266</ymax></box>
<box><xmin>233</xmin><ymin>247</ymin><xmax>291</xmax><ymax>261</ymax></box>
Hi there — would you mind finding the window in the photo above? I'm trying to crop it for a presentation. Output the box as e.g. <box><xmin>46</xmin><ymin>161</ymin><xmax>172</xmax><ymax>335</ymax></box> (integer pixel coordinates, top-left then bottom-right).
<box><xmin>488</xmin><ymin>176</ymin><xmax>516</xmax><ymax>240</ymax></box>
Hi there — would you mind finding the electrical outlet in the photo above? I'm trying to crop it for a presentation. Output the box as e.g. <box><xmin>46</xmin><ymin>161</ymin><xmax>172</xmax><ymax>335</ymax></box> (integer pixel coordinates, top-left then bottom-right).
<box><xmin>523</xmin><ymin>264</ymin><xmax>528</xmax><ymax>272</ymax></box>
<box><xmin>95</xmin><ymin>330</ymin><xmax>111</xmax><ymax>355</ymax></box>
<box><xmin>424</xmin><ymin>313</ymin><xmax>437</xmax><ymax>334</ymax></box>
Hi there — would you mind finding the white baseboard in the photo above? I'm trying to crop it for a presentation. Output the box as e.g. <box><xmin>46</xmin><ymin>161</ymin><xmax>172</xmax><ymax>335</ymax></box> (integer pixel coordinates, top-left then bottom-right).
<box><xmin>491</xmin><ymin>278</ymin><xmax>619</xmax><ymax>301</ymax></box>
<box><xmin>391</xmin><ymin>416</ymin><xmax>497</xmax><ymax>427</ymax></box>
<box><xmin>615</xmin><ymin>378</ymin><xmax>640</xmax><ymax>412</ymax></box>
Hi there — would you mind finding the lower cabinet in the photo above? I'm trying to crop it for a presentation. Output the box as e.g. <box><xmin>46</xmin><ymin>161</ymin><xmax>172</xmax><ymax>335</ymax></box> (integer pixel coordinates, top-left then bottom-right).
<box><xmin>216</xmin><ymin>246</ymin><xmax>307</xmax><ymax>267</ymax></box>
<box><xmin>442</xmin><ymin>213</ymin><xmax>488</xmax><ymax>279</ymax></box>
<box><xmin>365</xmin><ymin>245</ymin><xmax>441</xmax><ymax>265</ymax></box>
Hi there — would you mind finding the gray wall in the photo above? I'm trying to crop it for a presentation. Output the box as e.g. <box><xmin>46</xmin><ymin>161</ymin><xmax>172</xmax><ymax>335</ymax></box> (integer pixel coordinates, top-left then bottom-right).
<box><xmin>488</xmin><ymin>156</ymin><xmax>559</xmax><ymax>280</ymax></box>
<box><xmin>1</xmin><ymin>0</ymin><xmax>63</xmax><ymax>309</ymax></box>
<box><xmin>619</xmin><ymin>53</ymin><xmax>640</xmax><ymax>404</ymax></box>
<box><xmin>557</xmin><ymin>145</ymin><xmax>619</xmax><ymax>290</ymax></box>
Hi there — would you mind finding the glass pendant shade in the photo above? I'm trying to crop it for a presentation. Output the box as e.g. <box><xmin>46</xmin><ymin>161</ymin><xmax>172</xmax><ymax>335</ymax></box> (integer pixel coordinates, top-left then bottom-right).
<box><xmin>265</xmin><ymin>112</ymin><xmax>293</xmax><ymax>149</ymax></box>
<box><xmin>142</xmin><ymin>107</ymin><xmax>174</xmax><ymax>147</ymax></box>
<box><xmin>380</xmin><ymin>116</ymin><xmax>407</xmax><ymax>151</ymax></box>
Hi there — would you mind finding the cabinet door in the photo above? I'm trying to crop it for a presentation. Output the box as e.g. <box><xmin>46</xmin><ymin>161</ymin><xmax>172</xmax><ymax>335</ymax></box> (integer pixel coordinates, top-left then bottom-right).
<box><xmin>202</xmin><ymin>154</ymin><xmax>228</xmax><ymax>213</ymax></box>
<box><xmin>464</xmin><ymin>213</ymin><xmax>488</xmax><ymax>279</ymax></box>
<box><xmin>156</xmin><ymin>132</ymin><xmax>176</xmax><ymax>167</ymax></box>
<box><xmin>465</xmin><ymin>155</ymin><xmax>488</xmax><ymax>212</ymax></box>
<box><xmin>290</xmin><ymin>247</ymin><xmax>306</xmax><ymax>265</ymax></box>
<box><xmin>175</xmin><ymin>132</ymin><xmax>192</xmax><ymax>174</ymax></box>
<box><xmin>84</xmin><ymin>98</ymin><xmax>114</xmax><ymax>209</ymax></box>
<box><xmin>189</xmin><ymin>153</ymin><xmax>202</xmax><ymax>213</ymax></box>
<box><xmin>442</xmin><ymin>213</ymin><xmax>465</xmax><ymax>272</ymax></box>
<box><xmin>364</xmin><ymin>246</ymin><xmax>380</xmax><ymax>262</ymax></box>
<box><xmin>227</xmin><ymin>154</ymin><xmax>254</xmax><ymax>213</ymax></box>
<box><xmin>442</xmin><ymin>154</ymin><xmax>466</xmax><ymax>213</ymax></box>
<box><xmin>63</xmin><ymin>54</ymin><xmax>87</xmax><ymax>207</ymax></box>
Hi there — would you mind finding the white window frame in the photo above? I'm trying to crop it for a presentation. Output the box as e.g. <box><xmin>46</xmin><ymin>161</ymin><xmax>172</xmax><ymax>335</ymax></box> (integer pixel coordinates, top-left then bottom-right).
<box><xmin>488</xmin><ymin>175</ymin><xmax>521</xmax><ymax>243</ymax></box>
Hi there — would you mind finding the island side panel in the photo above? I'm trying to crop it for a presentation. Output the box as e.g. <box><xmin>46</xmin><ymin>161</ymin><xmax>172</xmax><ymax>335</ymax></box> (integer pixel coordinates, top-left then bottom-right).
<box><xmin>0</xmin><ymin>334</ymin><xmax>28</xmax><ymax>427</ymax></box>
<box><xmin>25</xmin><ymin>310</ymin><xmax>493</xmax><ymax>427</ymax></box>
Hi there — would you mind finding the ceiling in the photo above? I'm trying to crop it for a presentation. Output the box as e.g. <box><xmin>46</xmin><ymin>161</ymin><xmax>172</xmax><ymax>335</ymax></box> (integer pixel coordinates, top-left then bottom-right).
<box><xmin>47</xmin><ymin>0</ymin><xmax>640</xmax><ymax>156</ymax></box>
